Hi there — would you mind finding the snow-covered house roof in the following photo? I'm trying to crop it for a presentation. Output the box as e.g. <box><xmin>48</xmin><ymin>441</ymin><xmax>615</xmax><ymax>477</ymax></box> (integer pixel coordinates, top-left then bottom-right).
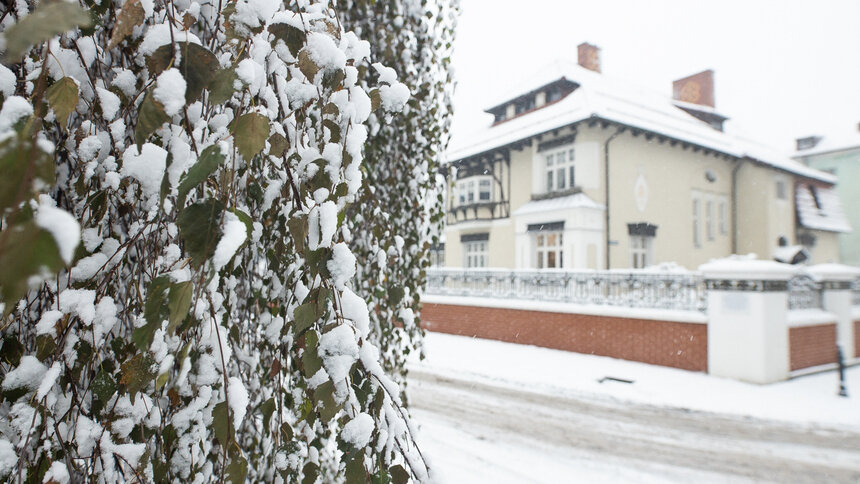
<box><xmin>794</xmin><ymin>184</ymin><xmax>851</xmax><ymax>233</ymax></box>
<box><xmin>448</xmin><ymin>60</ymin><xmax>835</xmax><ymax>184</ymax></box>
<box><xmin>794</xmin><ymin>132</ymin><xmax>860</xmax><ymax>158</ymax></box>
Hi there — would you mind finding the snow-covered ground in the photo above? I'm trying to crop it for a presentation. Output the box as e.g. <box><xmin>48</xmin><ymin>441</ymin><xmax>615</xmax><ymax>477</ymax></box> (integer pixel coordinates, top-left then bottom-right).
<box><xmin>407</xmin><ymin>333</ymin><xmax>860</xmax><ymax>483</ymax></box>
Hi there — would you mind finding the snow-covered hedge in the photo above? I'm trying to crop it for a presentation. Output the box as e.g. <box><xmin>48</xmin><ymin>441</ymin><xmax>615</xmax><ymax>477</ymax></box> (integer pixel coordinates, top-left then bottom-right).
<box><xmin>337</xmin><ymin>0</ymin><xmax>457</xmax><ymax>384</ymax></box>
<box><xmin>0</xmin><ymin>0</ymin><xmax>432</xmax><ymax>482</ymax></box>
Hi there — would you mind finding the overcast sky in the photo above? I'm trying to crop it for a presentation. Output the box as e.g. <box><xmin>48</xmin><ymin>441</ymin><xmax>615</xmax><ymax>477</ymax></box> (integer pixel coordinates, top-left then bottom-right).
<box><xmin>449</xmin><ymin>0</ymin><xmax>860</xmax><ymax>153</ymax></box>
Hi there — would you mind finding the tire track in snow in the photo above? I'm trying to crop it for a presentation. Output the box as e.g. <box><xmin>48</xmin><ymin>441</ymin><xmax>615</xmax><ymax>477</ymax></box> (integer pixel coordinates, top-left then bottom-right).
<box><xmin>408</xmin><ymin>369</ymin><xmax>860</xmax><ymax>483</ymax></box>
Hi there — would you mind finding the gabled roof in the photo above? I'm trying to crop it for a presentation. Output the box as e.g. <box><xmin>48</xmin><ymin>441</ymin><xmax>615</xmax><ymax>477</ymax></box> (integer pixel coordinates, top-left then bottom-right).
<box><xmin>448</xmin><ymin>60</ymin><xmax>836</xmax><ymax>184</ymax></box>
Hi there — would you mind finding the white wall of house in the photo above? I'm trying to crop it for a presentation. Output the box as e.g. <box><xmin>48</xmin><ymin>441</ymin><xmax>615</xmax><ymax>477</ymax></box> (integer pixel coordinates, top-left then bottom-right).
<box><xmin>444</xmin><ymin>124</ymin><xmax>842</xmax><ymax>270</ymax></box>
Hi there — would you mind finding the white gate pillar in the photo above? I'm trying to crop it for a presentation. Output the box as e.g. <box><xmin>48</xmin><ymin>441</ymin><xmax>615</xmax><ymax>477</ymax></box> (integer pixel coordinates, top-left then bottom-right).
<box><xmin>807</xmin><ymin>264</ymin><xmax>860</xmax><ymax>361</ymax></box>
<box><xmin>700</xmin><ymin>259</ymin><xmax>798</xmax><ymax>384</ymax></box>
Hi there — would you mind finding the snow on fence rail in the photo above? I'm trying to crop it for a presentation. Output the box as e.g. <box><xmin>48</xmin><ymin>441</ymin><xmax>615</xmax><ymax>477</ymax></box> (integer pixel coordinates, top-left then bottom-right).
<box><xmin>425</xmin><ymin>268</ymin><xmax>708</xmax><ymax>312</ymax></box>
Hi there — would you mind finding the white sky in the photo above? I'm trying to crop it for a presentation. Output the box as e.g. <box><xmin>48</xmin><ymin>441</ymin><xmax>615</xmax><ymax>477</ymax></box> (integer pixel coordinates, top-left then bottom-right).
<box><xmin>450</xmin><ymin>0</ymin><xmax>860</xmax><ymax>153</ymax></box>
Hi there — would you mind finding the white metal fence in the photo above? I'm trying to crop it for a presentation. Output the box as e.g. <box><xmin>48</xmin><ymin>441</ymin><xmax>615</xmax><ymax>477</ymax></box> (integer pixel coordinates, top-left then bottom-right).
<box><xmin>425</xmin><ymin>268</ymin><xmax>708</xmax><ymax>312</ymax></box>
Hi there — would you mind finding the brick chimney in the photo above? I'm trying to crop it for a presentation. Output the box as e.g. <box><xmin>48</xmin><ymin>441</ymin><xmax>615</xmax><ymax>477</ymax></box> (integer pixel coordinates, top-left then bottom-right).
<box><xmin>672</xmin><ymin>70</ymin><xmax>715</xmax><ymax>108</ymax></box>
<box><xmin>577</xmin><ymin>42</ymin><xmax>601</xmax><ymax>73</ymax></box>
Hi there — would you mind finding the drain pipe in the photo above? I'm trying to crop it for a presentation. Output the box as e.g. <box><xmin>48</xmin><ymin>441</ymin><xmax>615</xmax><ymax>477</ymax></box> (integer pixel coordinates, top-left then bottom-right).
<box><xmin>604</xmin><ymin>128</ymin><xmax>622</xmax><ymax>270</ymax></box>
<box><xmin>730</xmin><ymin>158</ymin><xmax>745</xmax><ymax>255</ymax></box>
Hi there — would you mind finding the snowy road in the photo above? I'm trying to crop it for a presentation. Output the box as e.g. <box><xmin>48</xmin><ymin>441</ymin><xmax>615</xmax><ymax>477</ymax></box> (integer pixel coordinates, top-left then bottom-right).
<box><xmin>408</xmin><ymin>369</ymin><xmax>860</xmax><ymax>483</ymax></box>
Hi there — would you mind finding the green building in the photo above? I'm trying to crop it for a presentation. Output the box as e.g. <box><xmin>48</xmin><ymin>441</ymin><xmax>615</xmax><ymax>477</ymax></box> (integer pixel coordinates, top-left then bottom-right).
<box><xmin>795</xmin><ymin>131</ymin><xmax>860</xmax><ymax>266</ymax></box>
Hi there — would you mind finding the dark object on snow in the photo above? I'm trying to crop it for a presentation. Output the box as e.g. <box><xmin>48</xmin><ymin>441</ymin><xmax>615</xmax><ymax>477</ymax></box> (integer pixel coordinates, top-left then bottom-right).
<box><xmin>773</xmin><ymin>245</ymin><xmax>809</xmax><ymax>265</ymax></box>
<box><xmin>837</xmin><ymin>346</ymin><xmax>848</xmax><ymax>398</ymax></box>
<box><xmin>598</xmin><ymin>376</ymin><xmax>634</xmax><ymax>384</ymax></box>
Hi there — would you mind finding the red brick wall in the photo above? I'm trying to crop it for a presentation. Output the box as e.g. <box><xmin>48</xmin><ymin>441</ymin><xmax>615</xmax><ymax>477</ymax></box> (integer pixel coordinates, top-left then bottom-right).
<box><xmin>789</xmin><ymin>324</ymin><xmax>837</xmax><ymax>371</ymax></box>
<box><xmin>421</xmin><ymin>303</ymin><xmax>708</xmax><ymax>372</ymax></box>
<box><xmin>855</xmin><ymin>321</ymin><xmax>860</xmax><ymax>358</ymax></box>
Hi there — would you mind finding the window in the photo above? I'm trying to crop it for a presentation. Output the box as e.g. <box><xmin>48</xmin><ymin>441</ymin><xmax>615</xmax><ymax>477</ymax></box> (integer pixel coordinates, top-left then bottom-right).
<box><xmin>627</xmin><ymin>223</ymin><xmax>657</xmax><ymax>269</ymax></box>
<box><xmin>456</xmin><ymin>176</ymin><xmax>493</xmax><ymax>206</ymax></box>
<box><xmin>706</xmin><ymin>199</ymin><xmax>714</xmax><ymax>240</ymax></box>
<box><xmin>544</xmin><ymin>146</ymin><xmax>575</xmax><ymax>192</ymax></box>
<box><xmin>692</xmin><ymin>196</ymin><xmax>701</xmax><ymax>248</ymax></box>
<box><xmin>478</xmin><ymin>178</ymin><xmax>492</xmax><ymax>201</ymax></box>
<box><xmin>630</xmin><ymin>236</ymin><xmax>653</xmax><ymax>269</ymax></box>
<box><xmin>718</xmin><ymin>199</ymin><xmax>727</xmax><ymax>235</ymax></box>
<box><xmin>463</xmin><ymin>241</ymin><xmax>487</xmax><ymax>268</ymax></box>
<box><xmin>776</xmin><ymin>179</ymin><xmax>787</xmax><ymax>200</ymax></box>
<box><xmin>535</xmin><ymin>231</ymin><xmax>563</xmax><ymax>269</ymax></box>
<box><xmin>429</xmin><ymin>244</ymin><xmax>445</xmax><ymax>267</ymax></box>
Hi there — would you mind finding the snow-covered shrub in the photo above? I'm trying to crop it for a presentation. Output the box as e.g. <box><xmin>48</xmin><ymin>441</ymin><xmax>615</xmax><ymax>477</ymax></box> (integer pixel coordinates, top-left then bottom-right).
<box><xmin>0</xmin><ymin>0</ymin><xmax>433</xmax><ymax>482</ymax></box>
<box><xmin>337</xmin><ymin>0</ymin><xmax>458</xmax><ymax>384</ymax></box>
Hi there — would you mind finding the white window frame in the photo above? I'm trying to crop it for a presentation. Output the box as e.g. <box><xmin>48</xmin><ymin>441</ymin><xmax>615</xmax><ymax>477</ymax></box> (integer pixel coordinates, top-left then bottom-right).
<box><xmin>692</xmin><ymin>192</ymin><xmax>702</xmax><ymax>248</ymax></box>
<box><xmin>456</xmin><ymin>175</ymin><xmax>493</xmax><ymax>206</ymax></box>
<box><xmin>544</xmin><ymin>145</ymin><xmax>576</xmax><ymax>193</ymax></box>
<box><xmin>463</xmin><ymin>240</ymin><xmax>488</xmax><ymax>268</ymax></box>
<box><xmin>534</xmin><ymin>231</ymin><xmax>563</xmax><ymax>269</ymax></box>
<box><xmin>718</xmin><ymin>197</ymin><xmax>728</xmax><ymax>235</ymax></box>
<box><xmin>629</xmin><ymin>235</ymin><xmax>654</xmax><ymax>269</ymax></box>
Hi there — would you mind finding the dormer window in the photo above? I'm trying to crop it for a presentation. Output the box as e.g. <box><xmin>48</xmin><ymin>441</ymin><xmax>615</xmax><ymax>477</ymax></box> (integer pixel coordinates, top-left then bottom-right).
<box><xmin>545</xmin><ymin>146</ymin><xmax>576</xmax><ymax>192</ymax></box>
<box><xmin>485</xmin><ymin>78</ymin><xmax>579</xmax><ymax>125</ymax></box>
<box><xmin>455</xmin><ymin>175</ymin><xmax>493</xmax><ymax>206</ymax></box>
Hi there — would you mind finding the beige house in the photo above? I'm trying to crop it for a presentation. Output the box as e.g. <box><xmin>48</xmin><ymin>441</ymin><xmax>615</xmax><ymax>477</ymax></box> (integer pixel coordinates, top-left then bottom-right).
<box><xmin>443</xmin><ymin>43</ymin><xmax>848</xmax><ymax>270</ymax></box>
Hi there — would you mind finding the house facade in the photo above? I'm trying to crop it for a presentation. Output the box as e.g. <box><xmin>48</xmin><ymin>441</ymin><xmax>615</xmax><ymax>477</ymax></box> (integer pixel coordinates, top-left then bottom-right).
<box><xmin>795</xmin><ymin>131</ymin><xmax>860</xmax><ymax>266</ymax></box>
<box><xmin>443</xmin><ymin>43</ymin><xmax>847</xmax><ymax>270</ymax></box>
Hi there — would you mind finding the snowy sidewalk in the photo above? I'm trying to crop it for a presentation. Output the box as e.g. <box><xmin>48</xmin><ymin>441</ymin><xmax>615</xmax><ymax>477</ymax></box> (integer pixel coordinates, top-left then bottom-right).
<box><xmin>409</xmin><ymin>333</ymin><xmax>860</xmax><ymax>428</ymax></box>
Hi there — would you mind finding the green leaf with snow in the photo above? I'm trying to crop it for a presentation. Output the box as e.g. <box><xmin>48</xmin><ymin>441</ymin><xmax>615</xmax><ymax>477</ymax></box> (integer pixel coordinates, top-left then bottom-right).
<box><xmin>119</xmin><ymin>352</ymin><xmax>157</xmax><ymax>402</ymax></box>
<box><xmin>313</xmin><ymin>380</ymin><xmax>341</xmax><ymax>423</ymax></box>
<box><xmin>269</xmin><ymin>23</ymin><xmax>306</xmax><ymax>57</ymax></box>
<box><xmin>133</xmin><ymin>275</ymin><xmax>170</xmax><ymax>350</ymax></box>
<box><xmin>287</xmin><ymin>214</ymin><xmax>308</xmax><ymax>252</ymax></box>
<box><xmin>2</xmin><ymin>2</ymin><xmax>92</xmax><ymax>61</ymax></box>
<box><xmin>268</xmin><ymin>133</ymin><xmax>289</xmax><ymax>157</ymax></box>
<box><xmin>0</xmin><ymin>221</ymin><xmax>64</xmax><ymax>313</ymax></box>
<box><xmin>177</xmin><ymin>199</ymin><xmax>224</xmax><ymax>267</ymax></box>
<box><xmin>35</xmin><ymin>334</ymin><xmax>55</xmax><ymax>361</ymax></box>
<box><xmin>167</xmin><ymin>281</ymin><xmax>193</xmax><ymax>334</ymax></box>
<box><xmin>389</xmin><ymin>465</ymin><xmax>410</xmax><ymax>484</ymax></box>
<box><xmin>153</xmin><ymin>42</ymin><xmax>219</xmax><ymax>103</ymax></box>
<box><xmin>91</xmin><ymin>367</ymin><xmax>116</xmax><ymax>414</ymax></box>
<box><xmin>232</xmin><ymin>113</ymin><xmax>270</xmax><ymax>160</ymax></box>
<box><xmin>369</xmin><ymin>88</ymin><xmax>382</xmax><ymax>111</ymax></box>
<box><xmin>177</xmin><ymin>144</ymin><xmax>224</xmax><ymax>209</ymax></box>
<box><xmin>227</xmin><ymin>455</ymin><xmax>248</xmax><ymax>484</ymax></box>
<box><xmin>212</xmin><ymin>401</ymin><xmax>232</xmax><ymax>445</ymax></box>
<box><xmin>301</xmin><ymin>330</ymin><xmax>322</xmax><ymax>377</ymax></box>
<box><xmin>294</xmin><ymin>303</ymin><xmax>317</xmax><ymax>337</ymax></box>
<box><xmin>135</xmin><ymin>90</ymin><xmax>169</xmax><ymax>146</ymax></box>
<box><xmin>0</xmin><ymin>136</ymin><xmax>55</xmax><ymax>214</ymax></box>
<box><xmin>46</xmin><ymin>77</ymin><xmax>79</xmax><ymax>127</ymax></box>
<box><xmin>209</xmin><ymin>68</ymin><xmax>238</xmax><ymax>105</ymax></box>
<box><xmin>345</xmin><ymin>457</ymin><xmax>366</xmax><ymax>484</ymax></box>
<box><xmin>322</xmin><ymin>119</ymin><xmax>341</xmax><ymax>143</ymax></box>
<box><xmin>260</xmin><ymin>397</ymin><xmax>276</xmax><ymax>430</ymax></box>
<box><xmin>297</xmin><ymin>50</ymin><xmax>320</xmax><ymax>81</ymax></box>
<box><xmin>145</xmin><ymin>44</ymin><xmax>174</xmax><ymax>77</ymax></box>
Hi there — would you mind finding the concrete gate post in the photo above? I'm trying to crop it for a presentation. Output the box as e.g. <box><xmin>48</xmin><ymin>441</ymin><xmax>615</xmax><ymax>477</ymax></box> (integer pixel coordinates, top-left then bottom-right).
<box><xmin>700</xmin><ymin>259</ymin><xmax>798</xmax><ymax>384</ymax></box>
<box><xmin>807</xmin><ymin>264</ymin><xmax>860</xmax><ymax>361</ymax></box>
